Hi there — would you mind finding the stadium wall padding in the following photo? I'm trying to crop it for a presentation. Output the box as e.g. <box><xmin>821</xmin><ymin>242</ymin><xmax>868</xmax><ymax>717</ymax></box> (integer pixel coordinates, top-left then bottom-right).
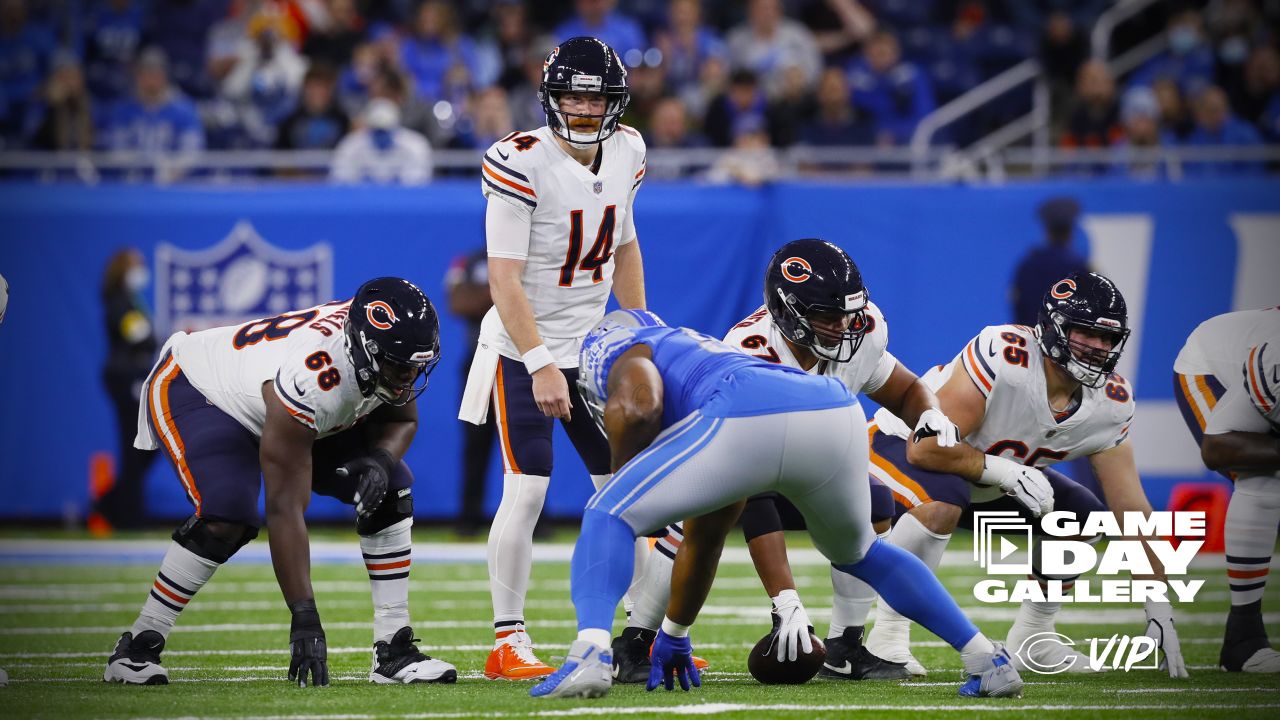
<box><xmin>0</xmin><ymin>179</ymin><xmax>1276</xmax><ymax>522</ymax></box>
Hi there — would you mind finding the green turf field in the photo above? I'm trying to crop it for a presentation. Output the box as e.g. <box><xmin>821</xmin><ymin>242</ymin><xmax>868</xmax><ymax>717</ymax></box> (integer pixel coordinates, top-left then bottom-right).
<box><xmin>1</xmin><ymin>532</ymin><xmax>1277</xmax><ymax>719</ymax></box>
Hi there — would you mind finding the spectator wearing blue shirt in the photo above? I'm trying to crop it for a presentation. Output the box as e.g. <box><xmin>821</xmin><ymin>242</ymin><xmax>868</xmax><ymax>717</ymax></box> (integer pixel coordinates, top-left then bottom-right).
<box><xmin>145</xmin><ymin>0</ymin><xmax>230</xmax><ymax>98</ymax></box>
<box><xmin>1182</xmin><ymin>85</ymin><xmax>1265</xmax><ymax>177</ymax></box>
<box><xmin>1129</xmin><ymin>8</ymin><xmax>1216</xmax><ymax>98</ymax></box>
<box><xmin>846</xmin><ymin>30</ymin><xmax>936</xmax><ymax>145</ymax></box>
<box><xmin>0</xmin><ymin>0</ymin><xmax>57</xmax><ymax>139</ymax></box>
<box><xmin>275</xmin><ymin>64</ymin><xmax>348</xmax><ymax>150</ymax></box>
<box><xmin>554</xmin><ymin>0</ymin><xmax>647</xmax><ymax>63</ymax></box>
<box><xmin>103</xmin><ymin>48</ymin><xmax>204</xmax><ymax>153</ymax></box>
<box><xmin>655</xmin><ymin>0</ymin><xmax>726</xmax><ymax>96</ymax></box>
<box><xmin>399</xmin><ymin>0</ymin><xmax>483</xmax><ymax>102</ymax></box>
<box><xmin>703</xmin><ymin>68</ymin><xmax>771</xmax><ymax>147</ymax></box>
<box><xmin>83</xmin><ymin>0</ymin><xmax>146</xmax><ymax>103</ymax></box>
<box><xmin>1010</xmin><ymin>196</ymin><xmax>1090</xmax><ymax>327</ymax></box>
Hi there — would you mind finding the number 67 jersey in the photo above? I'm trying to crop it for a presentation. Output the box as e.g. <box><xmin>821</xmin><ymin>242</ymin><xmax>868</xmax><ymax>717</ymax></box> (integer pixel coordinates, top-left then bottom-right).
<box><xmin>477</xmin><ymin>124</ymin><xmax>647</xmax><ymax>363</ymax></box>
<box><xmin>876</xmin><ymin>324</ymin><xmax>1134</xmax><ymax>467</ymax></box>
<box><xmin>135</xmin><ymin>300</ymin><xmax>382</xmax><ymax>449</ymax></box>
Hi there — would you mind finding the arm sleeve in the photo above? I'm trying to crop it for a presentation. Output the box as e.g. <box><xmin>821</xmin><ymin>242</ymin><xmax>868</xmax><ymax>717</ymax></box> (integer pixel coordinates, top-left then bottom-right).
<box><xmin>486</xmin><ymin>195</ymin><xmax>533</xmax><ymax>260</ymax></box>
<box><xmin>273</xmin><ymin>368</ymin><xmax>319</xmax><ymax>431</ymax></box>
<box><xmin>958</xmin><ymin>329</ymin><xmax>1000</xmax><ymax>398</ymax></box>
<box><xmin>862</xmin><ymin>350</ymin><xmax>898</xmax><ymax>394</ymax></box>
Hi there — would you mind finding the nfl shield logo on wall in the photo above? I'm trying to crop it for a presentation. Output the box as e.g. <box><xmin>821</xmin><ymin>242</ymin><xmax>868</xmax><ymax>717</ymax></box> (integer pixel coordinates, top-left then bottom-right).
<box><xmin>593</xmin><ymin>180</ymin><xmax>603</xmax><ymax>195</ymax></box>
<box><xmin>155</xmin><ymin>221</ymin><xmax>333</xmax><ymax>335</ymax></box>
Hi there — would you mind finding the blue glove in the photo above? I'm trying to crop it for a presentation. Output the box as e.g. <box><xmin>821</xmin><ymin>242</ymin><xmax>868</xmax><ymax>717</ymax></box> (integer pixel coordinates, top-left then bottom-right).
<box><xmin>646</xmin><ymin>629</ymin><xmax>701</xmax><ymax>691</ymax></box>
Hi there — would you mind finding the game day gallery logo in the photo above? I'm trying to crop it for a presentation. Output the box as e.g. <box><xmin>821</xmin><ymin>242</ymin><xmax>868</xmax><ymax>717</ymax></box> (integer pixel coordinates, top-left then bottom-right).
<box><xmin>971</xmin><ymin>510</ymin><xmax>1207</xmax><ymax>604</ymax></box>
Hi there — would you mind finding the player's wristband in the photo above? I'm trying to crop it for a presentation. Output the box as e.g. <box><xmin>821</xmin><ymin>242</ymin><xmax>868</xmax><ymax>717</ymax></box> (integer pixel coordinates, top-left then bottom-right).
<box><xmin>661</xmin><ymin>616</ymin><xmax>691</xmax><ymax>638</ymax></box>
<box><xmin>522</xmin><ymin>345</ymin><xmax>556</xmax><ymax>375</ymax></box>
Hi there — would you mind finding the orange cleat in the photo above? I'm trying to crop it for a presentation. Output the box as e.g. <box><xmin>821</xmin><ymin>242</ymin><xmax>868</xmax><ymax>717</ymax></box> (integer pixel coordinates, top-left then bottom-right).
<box><xmin>484</xmin><ymin>632</ymin><xmax>555</xmax><ymax>680</ymax></box>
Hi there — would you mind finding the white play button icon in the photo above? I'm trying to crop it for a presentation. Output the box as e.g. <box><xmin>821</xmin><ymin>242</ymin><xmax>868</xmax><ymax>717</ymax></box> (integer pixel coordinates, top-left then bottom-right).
<box><xmin>999</xmin><ymin>536</ymin><xmax>1020</xmax><ymax>560</ymax></box>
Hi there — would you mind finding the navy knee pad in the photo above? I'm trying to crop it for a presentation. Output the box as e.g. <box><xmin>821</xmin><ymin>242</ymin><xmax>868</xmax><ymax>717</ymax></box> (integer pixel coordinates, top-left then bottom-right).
<box><xmin>172</xmin><ymin>515</ymin><xmax>257</xmax><ymax>564</ymax></box>
<box><xmin>357</xmin><ymin>487</ymin><xmax>414</xmax><ymax>536</ymax></box>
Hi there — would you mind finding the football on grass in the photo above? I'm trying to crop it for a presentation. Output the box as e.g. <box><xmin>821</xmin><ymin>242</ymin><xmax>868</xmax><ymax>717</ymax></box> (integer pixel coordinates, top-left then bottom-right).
<box><xmin>747</xmin><ymin>630</ymin><xmax>825</xmax><ymax>684</ymax></box>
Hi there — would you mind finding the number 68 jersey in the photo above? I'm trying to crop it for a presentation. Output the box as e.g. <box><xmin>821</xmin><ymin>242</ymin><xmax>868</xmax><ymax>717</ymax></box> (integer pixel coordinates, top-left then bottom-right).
<box><xmin>135</xmin><ymin>300</ymin><xmax>382</xmax><ymax>449</ymax></box>
<box><xmin>478</xmin><ymin>124</ymin><xmax>647</xmax><ymax>364</ymax></box>
<box><xmin>875</xmin><ymin>324</ymin><xmax>1134</xmax><ymax>467</ymax></box>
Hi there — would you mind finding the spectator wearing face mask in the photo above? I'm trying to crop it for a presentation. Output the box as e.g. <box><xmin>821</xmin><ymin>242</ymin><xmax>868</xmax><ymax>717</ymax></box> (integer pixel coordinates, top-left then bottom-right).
<box><xmin>1129</xmin><ymin>6</ymin><xmax>1216</xmax><ymax>97</ymax></box>
<box><xmin>330</xmin><ymin>96</ymin><xmax>432</xmax><ymax>184</ymax></box>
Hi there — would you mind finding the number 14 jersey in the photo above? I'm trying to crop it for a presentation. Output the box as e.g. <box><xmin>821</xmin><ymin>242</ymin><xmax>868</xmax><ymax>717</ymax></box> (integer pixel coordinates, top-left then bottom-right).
<box><xmin>478</xmin><ymin>124</ymin><xmax>647</xmax><ymax>366</ymax></box>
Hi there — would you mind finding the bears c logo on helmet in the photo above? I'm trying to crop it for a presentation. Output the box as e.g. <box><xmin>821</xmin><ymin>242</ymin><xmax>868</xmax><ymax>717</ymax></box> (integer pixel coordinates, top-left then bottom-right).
<box><xmin>1050</xmin><ymin>278</ymin><xmax>1077</xmax><ymax>299</ymax></box>
<box><xmin>366</xmin><ymin>300</ymin><xmax>398</xmax><ymax>330</ymax></box>
<box><xmin>781</xmin><ymin>257</ymin><xmax>813</xmax><ymax>283</ymax></box>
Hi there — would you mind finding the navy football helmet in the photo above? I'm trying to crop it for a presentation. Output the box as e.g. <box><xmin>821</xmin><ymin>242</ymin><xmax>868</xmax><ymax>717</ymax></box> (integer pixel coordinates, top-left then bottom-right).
<box><xmin>1035</xmin><ymin>272</ymin><xmax>1130</xmax><ymax>388</ymax></box>
<box><xmin>538</xmin><ymin>37</ymin><xmax>630</xmax><ymax>146</ymax></box>
<box><xmin>344</xmin><ymin>277</ymin><xmax>441</xmax><ymax>406</ymax></box>
<box><xmin>764</xmin><ymin>239</ymin><xmax>870</xmax><ymax>363</ymax></box>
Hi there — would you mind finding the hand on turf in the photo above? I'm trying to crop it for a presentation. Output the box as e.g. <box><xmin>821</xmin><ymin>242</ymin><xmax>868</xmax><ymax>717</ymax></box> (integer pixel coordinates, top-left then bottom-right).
<box><xmin>1144</xmin><ymin>600</ymin><xmax>1188</xmax><ymax>678</ymax></box>
<box><xmin>770</xmin><ymin>589</ymin><xmax>814</xmax><ymax>662</ymax></box>
<box><xmin>336</xmin><ymin>452</ymin><xmax>392</xmax><ymax>522</ymax></box>
<box><xmin>912</xmin><ymin>408</ymin><xmax>960</xmax><ymax>448</ymax></box>
<box><xmin>646</xmin><ymin>629</ymin><xmax>701</xmax><ymax>692</ymax></box>
<box><xmin>288</xmin><ymin>632</ymin><xmax>329</xmax><ymax>687</ymax></box>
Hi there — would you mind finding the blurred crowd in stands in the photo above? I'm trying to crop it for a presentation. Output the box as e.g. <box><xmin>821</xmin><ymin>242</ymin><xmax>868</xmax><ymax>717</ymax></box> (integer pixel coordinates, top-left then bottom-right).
<box><xmin>2</xmin><ymin>0</ymin><xmax>1277</xmax><ymax>180</ymax></box>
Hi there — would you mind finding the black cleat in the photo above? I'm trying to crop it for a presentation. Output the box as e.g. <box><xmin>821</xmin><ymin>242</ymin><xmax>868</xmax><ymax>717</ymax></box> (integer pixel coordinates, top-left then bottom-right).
<box><xmin>818</xmin><ymin>626</ymin><xmax>910</xmax><ymax>681</ymax></box>
<box><xmin>371</xmin><ymin>626</ymin><xmax>458</xmax><ymax>684</ymax></box>
<box><xmin>610</xmin><ymin>626</ymin><xmax>656</xmax><ymax>684</ymax></box>
<box><xmin>104</xmin><ymin>630</ymin><xmax>169</xmax><ymax>685</ymax></box>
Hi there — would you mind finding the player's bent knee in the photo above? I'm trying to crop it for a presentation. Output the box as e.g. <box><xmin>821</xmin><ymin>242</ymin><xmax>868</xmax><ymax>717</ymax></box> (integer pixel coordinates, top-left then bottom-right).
<box><xmin>357</xmin><ymin>488</ymin><xmax>414</xmax><ymax>536</ymax></box>
<box><xmin>910</xmin><ymin>501</ymin><xmax>962</xmax><ymax>535</ymax></box>
<box><xmin>869</xmin><ymin>482</ymin><xmax>895</xmax><ymax>525</ymax></box>
<box><xmin>741</xmin><ymin>495</ymin><xmax>784</xmax><ymax>543</ymax></box>
<box><xmin>173</xmin><ymin>515</ymin><xmax>258</xmax><ymax>564</ymax></box>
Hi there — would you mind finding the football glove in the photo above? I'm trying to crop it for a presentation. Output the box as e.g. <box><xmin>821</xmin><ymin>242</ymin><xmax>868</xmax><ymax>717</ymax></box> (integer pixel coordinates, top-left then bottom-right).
<box><xmin>770</xmin><ymin>589</ymin><xmax>814</xmax><ymax>662</ymax></box>
<box><xmin>912</xmin><ymin>407</ymin><xmax>960</xmax><ymax>448</ymax></box>
<box><xmin>336</xmin><ymin>449</ymin><xmax>395</xmax><ymax>523</ymax></box>
<box><xmin>647</xmin><ymin>628</ymin><xmax>701</xmax><ymax>692</ymax></box>
<box><xmin>287</xmin><ymin>599</ymin><xmax>329</xmax><ymax>688</ymax></box>
<box><xmin>1144</xmin><ymin>600</ymin><xmax>1188</xmax><ymax>679</ymax></box>
<box><xmin>977</xmin><ymin>455</ymin><xmax>1054</xmax><ymax>518</ymax></box>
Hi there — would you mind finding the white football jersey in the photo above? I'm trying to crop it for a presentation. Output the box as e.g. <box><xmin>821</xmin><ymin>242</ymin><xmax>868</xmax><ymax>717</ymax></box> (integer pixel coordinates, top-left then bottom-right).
<box><xmin>1173</xmin><ymin>307</ymin><xmax>1280</xmax><ymax>433</ymax></box>
<box><xmin>875</xmin><ymin>324</ymin><xmax>1133</xmax><ymax>467</ymax></box>
<box><xmin>721</xmin><ymin>302</ymin><xmax>896</xmax><ymax>395</ymax></box>
<box><xmin>155</xmin><ymin>300</ymin><xmax>381</xmax><ymax>439</ymax></box>
<box><xmin>478</xmin><ymin>124</ymin><xmax>646</xmax><ymax>366</ymax></box>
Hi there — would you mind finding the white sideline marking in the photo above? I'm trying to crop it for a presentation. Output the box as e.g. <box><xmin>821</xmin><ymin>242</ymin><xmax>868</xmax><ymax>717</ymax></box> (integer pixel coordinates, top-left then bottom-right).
<box><xmin>110</xmin><ymin>703</ymin><xmax>1280</xmax><ymax>719</ymax></box>
<box><xmin>1110</xmin><ymin>688</ymin><xmax>1280</xmax><ymax>694</ymax></box>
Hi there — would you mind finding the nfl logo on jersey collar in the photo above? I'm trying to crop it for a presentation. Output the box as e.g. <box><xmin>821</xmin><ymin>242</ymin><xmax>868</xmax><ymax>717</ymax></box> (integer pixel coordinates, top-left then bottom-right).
<box><xmin>593</xmin><ymin>180</ymin><xmax>603</xmax><ymax>194</ymax></box>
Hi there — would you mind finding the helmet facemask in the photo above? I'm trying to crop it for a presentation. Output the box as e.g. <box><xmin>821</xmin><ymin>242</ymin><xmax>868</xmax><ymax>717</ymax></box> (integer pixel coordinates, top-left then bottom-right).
<box><xmin>775</xmin><ymin>287</ymin><xmax>870</xmax><ymax>364</ymax></box>
<box><xmin>543</xmin><ymin>87</ymin><xmax>629</xmax><ymax>147</ymax></box>
<box><xmin>347</xmin><ymin>328</ymin><xmax>440</xmax><ymax>406</ymax></box>
<box><xmin>1040</xmin><ymin>312</ymin><xmax>1129</xmax><ymax>388</ymax></box>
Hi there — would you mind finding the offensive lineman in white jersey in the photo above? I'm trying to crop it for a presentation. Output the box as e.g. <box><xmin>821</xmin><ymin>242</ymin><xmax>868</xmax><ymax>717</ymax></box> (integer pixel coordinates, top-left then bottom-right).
<box><xmin>1174</xmin><ymin>307</ymin><xmax>1280</xmax><ymax>672</ymax></box>
<box><xmin>458</xmin><ymin>36</ymin><xmax>659</xmax><ymax>680</ymax></box>
<box><xmin>863</xmin><ymin>272</ymin><xmax>1188</xmax><ymax>678</ymax></box>
<box><xmin>612</xmin><ymin>239</ymin><xmax>961</xmax><ymax>682</ymax></box>
<box><xmin>104</xmin><ymin>278</ymin><xmax>457</xmax><ymax>687</ymax></box>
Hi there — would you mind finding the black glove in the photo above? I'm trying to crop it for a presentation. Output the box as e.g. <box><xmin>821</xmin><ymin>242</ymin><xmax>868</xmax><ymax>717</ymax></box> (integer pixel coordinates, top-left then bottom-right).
<box><xmin>287</xmin><ymin>599</ymin><xmax>328</xmax><ymax>688</ymax></box>
<box><xmin>336</xmin><ymin>449</ymin><xmax>395</xmax><ymax>523</ymax></box>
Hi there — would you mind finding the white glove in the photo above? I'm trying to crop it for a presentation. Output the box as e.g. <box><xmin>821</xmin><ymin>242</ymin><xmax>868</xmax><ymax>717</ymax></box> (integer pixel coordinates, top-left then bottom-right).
<box><xmin>771</xmin><ymin>589</ymin><xmax>815</xmax><ymax>662</ymax></box>
<box><xmin>913</xmin><ymin>407</ymin><xmax>960</xmax><ymax>448</ymax></box>
<box><xmin>1144</xmin><ymin>600</ymin><xmax>1188</xmax><ymax>678</ymax></box>
<box><xmin>977</xmin><ymin>455</ymin><xmax>1054</xmax><ymax>517</ymax></box>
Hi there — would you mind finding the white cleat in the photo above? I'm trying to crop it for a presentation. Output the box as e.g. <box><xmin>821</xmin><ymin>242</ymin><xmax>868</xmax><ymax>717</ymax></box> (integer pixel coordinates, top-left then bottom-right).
<box><xmin>1241</xmin><ymin>647</ymin><xmax>1280</xmax><ymax>673</ymax></box>
<box><xmin>370</xmin><ymin>627</ymin><xmax>457</xmax><ymax>684</ymax></box>
<box><xmin>865</xmin><ymin>621</ymin><xmax>926</xmax><ymax>677</ymax></box>
<box><xmin>529</xmin><ymin>640</ymin><xmax>613</xmax><ymax>699</ymax></box>
<box><xmin>1006</xmin><ymin>625</ymin><xmax>1101</xmax><ymax>674</ymax></box>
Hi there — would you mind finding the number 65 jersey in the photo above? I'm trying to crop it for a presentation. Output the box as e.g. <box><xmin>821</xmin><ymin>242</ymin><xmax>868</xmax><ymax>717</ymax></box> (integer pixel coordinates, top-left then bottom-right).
<box><xmin>135</xmin><ymin>300</ymin><xmax>382</xmax><ymax>449</ymax></box>
<box><xmin>875</xmin><ymin>324</ymin><xmax>1134</xmax><ymax>467</ymax></box>
<box><xmin>478</xmin><ymin>124</ymin><xmax>647</xmax><ymax>365</ymax></box>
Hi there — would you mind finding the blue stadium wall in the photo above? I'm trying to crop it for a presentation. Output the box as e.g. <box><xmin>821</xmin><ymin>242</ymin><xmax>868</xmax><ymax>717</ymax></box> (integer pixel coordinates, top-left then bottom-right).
<box><xmin>1</xmin><ymin>179</ymin><xmax>1277</xmax><ymax>522</ymax></box>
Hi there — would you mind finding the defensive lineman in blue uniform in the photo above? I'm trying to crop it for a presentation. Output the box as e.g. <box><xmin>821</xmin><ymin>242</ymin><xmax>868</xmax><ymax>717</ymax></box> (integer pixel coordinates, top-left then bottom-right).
<box><xmin>530</xmin><ymin>309</ymin><xmax>1024</xmax><ymax>699</ymax></box>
